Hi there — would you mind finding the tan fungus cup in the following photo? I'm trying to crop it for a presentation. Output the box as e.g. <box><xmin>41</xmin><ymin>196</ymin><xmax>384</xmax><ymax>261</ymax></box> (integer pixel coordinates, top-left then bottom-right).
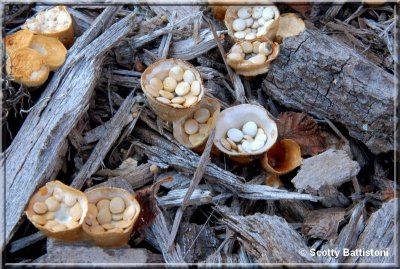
<box><xmin>173</xmin><ymin>97</ymin><xmax>221</xmax><ymax>152</ymax></box>
<box><xmin>25</xmin><ymin>180</ymin><xmax>89</xmax><ymax>241</ymax></box>
<box><xmin>226</xmin><ymin>37</ymin><xmax>280</xmax><ymax>77</ymax></box>
<box><xmin>5</xmin><ymin>30</ymin><xmax>34</xmax><ymax>53</ymax></box>
<box><xmin>30</xmin><ymin>35</ymin><xmax>67</xmax><ymax>71</ymax></box>
<box><xmin>214</xmin><ymin>104</ymin><xmax>278</xmax><ymax>164</ymax></box>
<box><xmin>261</xmin><ymin>138</ymin><xmax>302</xmax><ymax>175</ymax></box>
<box><xmin>6</xmin><ymin>48</ymin><xmax>50</xmax><ymax>87</ymax></box>
<box><xmin>141</xmin><ymin>58</ymin><xmax>205</xmax><ymax>122</ymax></box>
<box><xmin>82</xmin><ymin>187</ymin><xmax>141</xmax><ymax>247</ymax></box>
<box><xmin>22</xmin><ymin>6</ymin><xmax>74</xmax><ymax>48</ymax></box>
<box><xmin>225</xmin><ymin>4</ymin><xmax>280</xmax><ymax>42</ymax></box>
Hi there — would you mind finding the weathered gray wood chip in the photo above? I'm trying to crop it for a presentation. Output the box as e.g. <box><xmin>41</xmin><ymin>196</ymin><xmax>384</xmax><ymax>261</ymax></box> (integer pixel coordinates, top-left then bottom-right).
<box><xmin>292</xmin><ymin>149</ymin><xmax>360</xmax><ymax>191</ymax></box>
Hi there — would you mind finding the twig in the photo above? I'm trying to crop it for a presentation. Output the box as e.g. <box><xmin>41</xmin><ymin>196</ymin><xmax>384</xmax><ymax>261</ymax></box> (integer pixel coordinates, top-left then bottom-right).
<box><xmin>160</xmin><ymin>11</ymin><xmax>176</xmax><ymax>58</ymax></box>
<box><xmin>71</xmin><ymin>89</ymin><xmax>138</xmax><ymax>189</ymax></box>
<box><xmin>202</xmin><ymin>14</ymin><xmax>247</xmax><ymax>104</ymax></box>
<box><xmin>167</xmin><ymin>128</ymin><xmax>216</xmax><ymax>249</ymax></box>
<box><xmin>324</xmin><ymin>117</ymin><xmax>349</xmax><ymax>144</ymax></box>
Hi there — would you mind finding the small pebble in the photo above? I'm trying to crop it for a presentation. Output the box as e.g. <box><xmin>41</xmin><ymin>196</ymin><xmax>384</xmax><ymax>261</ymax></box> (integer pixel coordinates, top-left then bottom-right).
<box><xmin>175</xmin><ymin>82</ymin><xmax>190</xmax><ymax>96</ymax></box>
<box><xmin>123</xmin><ymin>206</ymin><xmax>136</xmax><ymax>221</ymax></box>
<box><xmin>237</xmin><ymin>7</ymin><xmax>252</xmax><ymax>19</ymax></box>
<box><xmin>193</xmin><ymin>108</ymin><xmax>210</xmax><ymax>123</ymax></box>
<box><xmin>45</xmin><ymin>196</ymin><xmax>60</xmax><ymax>212</ymax></box>
<box><xmin>163</xmin><ymin>77</ymin><xmax>177</xmax><ymax>92</ymax></box>
<box><xmin>227</xmin><ymin>52</ymin><xmax>243</xmax><ymax>62</ymax></box>
<box><xmin>109</xmin><ymin>197</ymin><xmax>125</xmax><ymax>214</ymax></box>
<box><xmin>190</xmin><ymin>81</ymin><xmax>201</xmax><ymax>96</ymax></box>
<box><xmin>53</xmin><ymin>188</ymin><xmax>63</xmax><ymax>202</ymax></box>
<box><xmin>232</xmin><ymin>18</ymin><xmax>246</xmax><ymax>31</ymax></box>
<box><xmin>149</xmin><ymin>77</ymin><xmax>163</xmax><ymax>91</ymax></box>
<box><xmin>184</xmin><ymin>119</ymin><xmax>199</xmax><ymax>135</ymax></box>
<box><xmin>169</xmin><ymin>66</ymin><xmax>184</xmax><ymax>81</ymax></box>
<box><xmin>245</xmin><ymin>33</ymin><xmax>257</xmax><ymax>40</ymax></box>
<box><xmin>156</xmin><ymin>97</ymin><xmax>171</xmax><ymax>104</ymax></box>
<box><xmin>146</xmin><ymin>85</ymin><xmax>160</xmax><ymax>97</ymax></box>
<box><xmin>245</xmin><ymin>18</ymin><xmax>254</xmax><ymax>27</ymax></box>
<box><xmin>241</xmin><ymin>41</ymin><xmax>253</xmax><ymax>54</ymax></box>
<box><xmin>262</xmin><ymin>7</ymin><xmax>274</xmax><ymax>20</ymax></box>
<box><xmin>248</xmin><ymin>54</ymin><xmax>266</xmax><ymax>64</ymax></box>
<box><xmin>227</xmin><ymin>128</ymin><xmax>243</xmax><ymax>143</ymax></box>
<box><xmin>44</xmin><ymin>211</ymin><xmax>55</xmax><ymax>220</ymax></box>
<box><xmin>220</xmin><ymin>137</ymin><xmax>232</xmax><ymax>151</ymax></box>
<box><xmin>171</xmin><ymin>96</ymin><xmax>186</xmax><ymax>104</ymax></box>
<box><xmin>33</xmin><ymin>202</ymin><xmax>48</xmax><ymax>214</ymax></box>
<box><xmin>252</xmin><ymin>7</ymin><xmax>264</xmax><ymax>19</ymax></box>
<box><xmin>242</xmin><ymin>121</ymin><xmax>258</xmax><ymax>137</ymax></box>
<box><xmin>252</xmin><ymin>41</ymin><xmax>261</xmax><ymax>53</ymax></box>
<box><xmin>183</xmin><ymin>95</ymin><xmax>197</xmax><ymax>107</ymax></box>
<box><xmin>226</xmin><ymin>138</ymin><xmax>238</xmax><ymax>150</ymax></box>
<box><xmin>258</xmin><ymin>42</ymin><xmax>272</xmax><ymax>56</ymax></box>
<box><xmin>63</xmin><ymin>193</ymin><xmax>76</xmax><ymax>207</ymax></box>
<box><xmin>189</xmin><ymin>133</ymin><xmax>206</xmax><ymax>146</ymax></box>
<box><xmin>97</xmin><ymin>199</ymin><xmax>110</xmax><ymax>211</ymax></box>
<box><xmin>234</xmin><ymin>31</ymin><xmax>246</xmax><ymax>39</ymax></box>
<box><xmin>70</xmin><ymin>203</ymin><xmax>82</xmax><ymax>221</ymax></box>
<box><xmin>183</xmin><ymin>70</ymin><xmax>196</xmax><ymax>84</ymax></box>
<box><xmin>52</xmin><ymin>224</ymin><xmax>67</xmax><ymax>232</ymax></box>
<box><xmin>150</xmin><ymin>164</ymin><xmax>160</xmax><ymax>175</ymax></box>
<box><xmin>159</xmin><ymin>90</ymin><xmax>175</xmax><ymax>99</ymax></box>
<box><xmin>97</xmin><ymin>208</ymin><xmax>112</xmax><ymax>225</ymax></box>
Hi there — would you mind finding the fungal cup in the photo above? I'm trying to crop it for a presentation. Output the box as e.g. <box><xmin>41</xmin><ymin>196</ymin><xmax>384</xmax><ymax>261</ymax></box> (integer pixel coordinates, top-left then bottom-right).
<box><xmin>25</xmin><ymin>180</ymin><xmax>89</xmax><ymax>241</ymax></box>
<box><xmin>214</xmin><ymin>104</ymin><xmax>278</xmax><ymax>164</ymax></box>
<box><xmin>82</xmin><ymin>187</ymin><xmax>141</xmax><ymax>247</ymax></box>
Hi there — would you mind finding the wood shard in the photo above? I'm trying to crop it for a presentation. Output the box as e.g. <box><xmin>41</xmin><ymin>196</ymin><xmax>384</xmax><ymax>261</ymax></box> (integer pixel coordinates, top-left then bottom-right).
<box><xmin>218</xmin><ymin>207</ymin><xmax>320</xmax><ymax>263</ymax></box>
<box><xmin>291</xmin><ymin>149</ymin><xmax>360</xmax><ymax>191</ymax></box>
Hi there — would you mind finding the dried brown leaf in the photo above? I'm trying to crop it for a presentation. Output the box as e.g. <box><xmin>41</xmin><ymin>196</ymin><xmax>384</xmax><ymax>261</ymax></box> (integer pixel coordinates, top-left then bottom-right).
<box><xmin>132</xmin><ymin>176</ymin><xmax>173</xmax><ymax>232</ymax></box>
<box><xmin>276</xmin><ymin>112</ymin><xmax>326</xmax><ymax>156</ymax></box>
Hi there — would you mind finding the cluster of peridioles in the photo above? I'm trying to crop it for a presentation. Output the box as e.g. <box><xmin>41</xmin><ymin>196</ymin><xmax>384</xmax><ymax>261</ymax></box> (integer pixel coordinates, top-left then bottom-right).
<box><xmin>5</xmin><ymin>6</ymin><xmax>73</xmax><ymax>87</ymax></box>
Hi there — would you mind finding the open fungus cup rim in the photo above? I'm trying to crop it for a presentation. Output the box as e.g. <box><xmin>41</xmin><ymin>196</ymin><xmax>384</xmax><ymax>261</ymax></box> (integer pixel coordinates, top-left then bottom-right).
<box><xmin>82</xmin><ymin>187</ymin><xmax>141</xmax><ymax>237</ymax></box>
<box><xmin>213</xmin><ymin>104</ymin><xmax>278</xmax><ymax>156</ymax></box>
<box><xmin>173</xmin><ymin>97</ymin><xmax>221</xmax><ymax>149</ymax></box>
<box><xmin>224</xmin><ymin>4</ymin><xmax>280</xmax><ymax>42</ymax></box>
<box><xmin>226</xmin><ymin>37</ymin><xmax>280</xmax><ymax>76</ymax></box>
<box><xmin>25</xmin><ymin>180</ymin><xmax>89</xmax><ymax>234</ymax></box>
<box><xmin>140</xmin><ymin>58</ymin><xmax>205</xmax><ymax>109</ymax></box>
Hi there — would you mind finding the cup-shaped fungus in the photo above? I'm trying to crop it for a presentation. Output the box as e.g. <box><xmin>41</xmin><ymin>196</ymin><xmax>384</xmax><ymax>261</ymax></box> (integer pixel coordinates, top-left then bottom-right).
<box><xmin>261</xmin><ymin>139</ymin><xmax>302</xmax><ymax>175</ymax></box>
<box><xmin>226</xmin><ymin>37</ymin><xmax>279</xmax><ymax>76</ymax></box>
<box><xmin>173</xmin><ymin>97</ymin><xmax>220</xmax><ymax>152</ymax></box>
<box><xmin>214</xmin><ymin>104</ymin><xmax>278</xmax><ymax>164</ymax></box>
<box><xmin>6</xmin><ymin>47</ymin><xmax>50</xmax><ymax>87</ymax></box>
<box><xmin>5</xmin><ymin>30</ymin><xmax>34</xmax><ymax>53</ymax></box>
<box><xmin>82</xmin><ymin>187</ymin><xmax>141</xmax><ymax>247</ymax></box>
<box><xmin>21</xmin><ymin>6</ymin><xmax>74</xmax><ymax>48</ymax></box>
<box><xmin>225</xmin><ymin>5</ymin><xmax>280</xmax><ymax>42</ymax></box>
<box><xmin>25</xmin><ymin>180</ymin><xmax>88</xmax><ymax>241</ymax></box>
<box><xmin>141</xmin><ymin>58</ymin><xmax>205</xmax><ymax>122</ymax></box>
<box><xmin>30</xmin><ymin>35</ymin><xmax>67</xmax><ymax>71</ymax></box>
<box><xmin>275</xmin><ymin>13</ymin><xmax>306</xmax><ymax>43</ymax></box>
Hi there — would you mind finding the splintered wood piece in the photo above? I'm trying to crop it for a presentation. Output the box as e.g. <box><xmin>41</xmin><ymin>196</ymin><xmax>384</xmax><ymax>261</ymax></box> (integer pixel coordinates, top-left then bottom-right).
<box><xmin>302</xmin><ymin>208</ymin><xmax>346</xmax><ymax>240</ymax></box>
<box><xmin>344</xmin><ymin>199</ymin><xmax>397</xmax><ymax>263</ymax></box>
<box><xmin>70</xmin><ymin>92</ymin><xmax>139</xmax><ymax>189</ymax></box>
<box><xmin>262</xmin><ymin>29</ymin><xmax>394</xmax><ymax>154</ymax></box>
<box><xmin>291</xmin><ymin>149</ymin><xmax>360</xmax><ymax>192</ymax></box>
<box><xmin>217</xmin><ymin>206</ymin><xmax>319</xmax><ymax>263</ymax></box>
